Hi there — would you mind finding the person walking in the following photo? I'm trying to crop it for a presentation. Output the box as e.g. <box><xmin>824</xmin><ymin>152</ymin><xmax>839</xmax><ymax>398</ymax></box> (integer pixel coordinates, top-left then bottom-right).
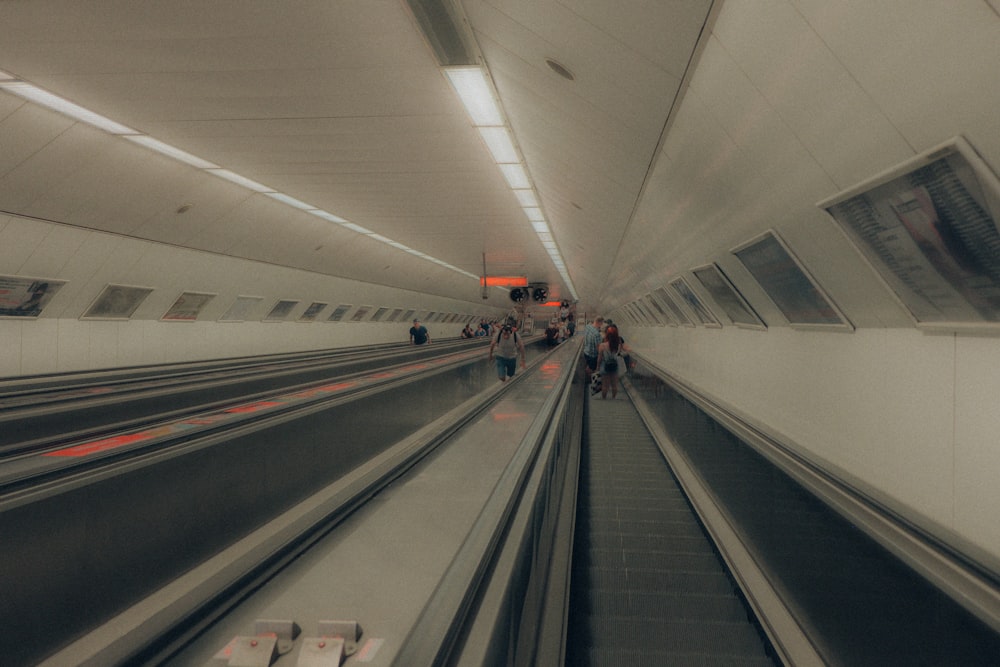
<box><xmin>489</xmin><ymin>324</ymin><xmax>526</xmax><ymax>382</ymax></box>
<box><xmin>582</xmin><ymin>316</ymin><xmax>604</xmax><ymax>374</ymax></box>
<box><xmin>596</xmin><ymin>324</ymin><xmax>630</xmax><ymax>399</ymax></box>
<box><xmin>409</xmin><ymin>318</ymin><xmax>430</xmax><ymax>345</ymax></box>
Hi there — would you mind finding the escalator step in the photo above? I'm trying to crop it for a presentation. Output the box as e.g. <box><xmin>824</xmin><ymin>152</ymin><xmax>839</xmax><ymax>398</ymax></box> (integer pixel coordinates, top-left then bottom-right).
<box><xmin>575</xmin><ymin>616</ymin><xmax>770</xmax><ymax>655</ymax></box>
<box><xmin>572</xmin><ymin>588</ymin><xmax>753</xmax><ymax>623</ymax></box>
<box><xmin>579</xmin><ymin>647</ymin><xmax>776</xmax><ymax>667</ymax></box>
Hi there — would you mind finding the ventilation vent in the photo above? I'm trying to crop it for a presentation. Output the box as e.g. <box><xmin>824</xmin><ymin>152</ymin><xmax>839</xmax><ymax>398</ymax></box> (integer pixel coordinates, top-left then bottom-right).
<box><xmin>406</xmin><ymin>0</ymin><xmax>475</xmax><ymax>66</ymax></box>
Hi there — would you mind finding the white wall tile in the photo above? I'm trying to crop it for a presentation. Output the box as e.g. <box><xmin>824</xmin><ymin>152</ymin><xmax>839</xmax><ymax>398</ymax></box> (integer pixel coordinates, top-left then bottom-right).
<box><xmin>55</xmin><ymin>319</ymin><xmax>91</xmax><ymax>372</ymax></box>
<box><xmin>0</xmin><ymin>320</ymin><xmax>22</xmax><ymax>376</ymax></box>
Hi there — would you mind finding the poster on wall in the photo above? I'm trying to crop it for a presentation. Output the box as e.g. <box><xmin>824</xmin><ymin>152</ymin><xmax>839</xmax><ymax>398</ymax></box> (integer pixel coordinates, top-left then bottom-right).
<box><xmin>653</xmin><ymin>286</ymin><xmax>693</xmax><ymax>326</ymax></box>
<box><xmin>733</xmin><ymin>231</ymin><xmax>853</xmax><ymax>330</ymax></box>
<box><xmin>264</xmin><ymin>300</ymin><xmax>299</xmax><ymax>321</ymax></box>
<box><xmin>82</xmin><ymin>284</ymin><xmax>154</xmax><ymax>320</ymax></box>
<box><xmin>162</xmin><ymin>292</ymin><xmax>216</xmax><ymax>321</ymax></box>
<box><xmin>299</xmin><ymin>302</ymin><xmax>328</xmax><ymax>321</ymax></box>
<box><xmin>621</xmin><ymin>302</ymin><xmax>642</xmax><ymax>325</ymax></box>
<box><xmin>350</xmin><ymin>305</ymin><xmax>373</xmax><ymax>321</ymax></box>
<box><xmin>327</xmin><ymin>304</ymin><xmax>353</xmax><ymax>322</ymax></box>
<box><xmin>670</xmin><ymin>276</ymin><xmax>722</xmax><ymax>328</ymax></box>
<box><xmin>220</xmin><ymin>296</ymin><xmax>263</xmax><ymax>322</ymax></box>
<box><xmin>632</xmin><ymin>299</ymin><xmax>658</xmax><ymax>326</ymax></box>
<box><xmin>692</xmin><ymin>263</ymin><xmax>767</xmax><ymax>330</ymax></box>
<box><xmin>0</xmin><ymin>275</ymin><xmax>65</xmax><ymax>318</ymax></box>
<box><xmin>643</xmin><ymin>293</ymin><xmax>677</xmax><ymax>326</ymax></box>
<box><xmin>818</xmin><ymin>136</ymin><xmax>1000</xmax><ymax>330</ymax></box>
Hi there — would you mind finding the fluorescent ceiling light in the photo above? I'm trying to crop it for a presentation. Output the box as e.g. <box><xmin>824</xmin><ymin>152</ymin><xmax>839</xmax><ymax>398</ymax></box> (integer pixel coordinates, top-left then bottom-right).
<box><xmin>342</xmin><ymin>222</ymin><xmax>373</xmax><ymax>234</ymax></box>
<box><xmin>523</xmin><ymin>207</ymin><xmax>545</xmax><ymax>222</ymax></box>
<box><xmin>513</xmin><ymin>189</ymin><xmax>538</xmax><ymax>207</ymax></box>
<box><xmin>207</xmin><ymin>169</ymin><xmax>274</xmax><ymax>193</ymax></box>
<box><xmin>445</xmin><ymin>65</ymin><xmax>579</xmax><ymax>299</ymax></box>
<box><xmin>125</xmin><ymin>135</ymin><xmax>218</xmax><ymax>169</ymax></box>
<box><xmin>478</xmin><ymin>126</ymin><xmax>518</xmax><ymax>164</ymax></box>
<box><xmin>309</xmin><ymin>210</ymin><xmax>347</xmax><ymax>224</ymax></box>
<box><xmin>0</xmin><ymin>81</ymin><xmax>137</xmax><ymax>135</ymax></box>
<box><xmin>498</xmin><ymin>163</ymin><xmax>530</xmax><ymax>189</ymax></box>
<box><xmin>444</xmin><ymin>67</ymin><xmax>503</xmax><ymax>126</ymax></box>
<box><xmin>265</xmin><ymin>192</ymin><xmax>315</xmax><ymax>210</ymax></box>
<box><xmin>0</xmin><ymin>73</ymin><xmax>495</xmax><ymax>289</ymax></box>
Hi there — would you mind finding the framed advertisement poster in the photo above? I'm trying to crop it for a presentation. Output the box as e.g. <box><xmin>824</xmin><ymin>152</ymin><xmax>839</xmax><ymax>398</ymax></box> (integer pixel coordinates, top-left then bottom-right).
<box><xmin>162</xmin><ymin>292</ymin><xmax>216</xmax><ymax>321</ymax></box>
<box><xmin>626</xmin><ymin>301</ymin><xmax>652</xmax><ymax>326</ymax></box>
<box><xmin>0</xmin><ymin>275</ymin><xmax>65</xmax><ymax>318</ymax></box>
<box><xmin>653</xmin><ymin>286</ymin><xmax>693</xmax><ymax>326</ymax></box>
<box><xmin>733</xmin><ymin>231</ymin><xmax>852</xmax><ymax>330</ymax></box>
<box><xmin>82</xmin><ymin>284</ymin><xmax>153</xmax><ymax>320</ymax></box>
<box><xmin>327</xmin><ymin>304</ymin><xmax>353</xmax><ymax>322</ymax></box>
<box><xmin>818</xmin><ymin>136</ymin><xmax>1000</xmax><ymax>331</ymax></box>
<box><xmin>692</xmin><ymin>263</ymin><xmax>766</xmax><ymax>330</ymax></box>
<box><xmin>350</xmin><ymin>305</ymin><xmax>373</xmax><ymax>322</ymax></box>
<box><xmin>264</xmin><ymin>300</ymin><xmax>299</xmax><ymax>321</ymax></box>
<box><xmin>220</xmin><ymin>296</ymin><xmax>263</xmax><ymax>322</ymax></box>
<box><xmin>299</xmin><ymin>302</ymin><xmax>328</xmax><ymax>321</ymax></box>
<box><xmin>639</xmin><ymin>293</ymin><xmax>672</xmax><ymax>326</ymax></box>
<box><xmin>670</xmin><ymin>276</ymin><xmax>721</xmax><ymax>328</ymax></box>
<box><xmin>635</xmin><ymin>297</ymin><xmax>661</xmax><ymax>325</ymax></box>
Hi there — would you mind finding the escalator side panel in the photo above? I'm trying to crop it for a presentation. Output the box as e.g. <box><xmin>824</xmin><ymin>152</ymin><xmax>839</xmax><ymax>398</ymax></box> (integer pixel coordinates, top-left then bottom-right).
<box><xmin>629</xmin><ymin>371</ymin><xmax>1000</xmax><ymax>667</ymax></box>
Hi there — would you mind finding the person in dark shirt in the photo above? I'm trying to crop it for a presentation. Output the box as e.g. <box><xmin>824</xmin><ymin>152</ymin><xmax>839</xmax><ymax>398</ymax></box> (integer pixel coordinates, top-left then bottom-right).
<box><xmin>409</xmin><ymin>319</ymin><xmax>430</xmax><ymax>345</ymax></box>
<box><xmin>544</xmin><ymin>320</ymin><xmax>560</xmax><ymax>346</ymax></box>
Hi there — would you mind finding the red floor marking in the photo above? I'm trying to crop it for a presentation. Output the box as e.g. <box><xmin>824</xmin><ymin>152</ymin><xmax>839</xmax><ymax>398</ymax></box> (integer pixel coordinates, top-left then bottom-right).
<box><xmin>492</xmin><ymin>411</ymin><xmax>530</xmax><ymax>421</ymax></box>
<box><xmin>317</xmin><ymin>382</ymin><xmax>356</xmax><ymax>392</ymax></box>
<box><xmin>225</xmin><ymin>401</ymin><xmax>283</xmax><ymax>414</ymax></box>
<box><xmin>43</xmin><ymin>432</ymin><xmax>154</xmax><ymax>457</ymax></box>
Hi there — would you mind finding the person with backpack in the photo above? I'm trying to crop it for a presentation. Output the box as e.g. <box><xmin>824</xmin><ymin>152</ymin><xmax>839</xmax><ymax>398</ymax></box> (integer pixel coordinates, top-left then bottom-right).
<box><xmin>596</xmin><ymin>324</ymin><xmax>630</xmax><ymax>399</ymax></box>
<box><xmin>489</xmin><ymin>324</ymin><xmax>526</xmax><ymax>382</ymax></box>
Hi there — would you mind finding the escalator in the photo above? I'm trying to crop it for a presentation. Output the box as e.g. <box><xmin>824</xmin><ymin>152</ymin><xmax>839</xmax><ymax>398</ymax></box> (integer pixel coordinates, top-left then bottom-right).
<box><xmin>566</xmin><ymin>369</ymin><xmax>1000</xmax><ymax>666</ymax></box>
<box><xmin>567</xmin><ymin>394</ymin><xmax>776</xmax><ymax>665</ymax></box>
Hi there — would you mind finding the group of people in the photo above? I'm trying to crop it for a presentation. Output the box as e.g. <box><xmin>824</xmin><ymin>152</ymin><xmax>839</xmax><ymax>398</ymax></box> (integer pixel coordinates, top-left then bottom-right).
<box><xmin>543</xmin><ymin>314</ymin><xmax>575</xmax><ymax>346</ymax></box>
<box><xmin>460</xmin><ymin>319</ymin><xmax>497</xmax><ymax>339</ymax></box>
<box><xmin>414</xmin><ymin>312</ymin><xmax>629</xmax><ymax>395</ymax></box>
<box><xmin>583</xmin><ymin>316</ymin><xmax>631</xmax><ymax>399</ymax></box>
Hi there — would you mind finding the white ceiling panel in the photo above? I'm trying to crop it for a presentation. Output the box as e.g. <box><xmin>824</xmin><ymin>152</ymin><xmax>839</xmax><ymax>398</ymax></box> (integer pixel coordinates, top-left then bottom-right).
<box><xmin>0</xmin><ymin>0</ymin><xmax>715</xmax><ymax>309</ymax></box>
<box><xmin>5</xmin><ymin>0</ymin><xmax>990</xmax><ymax>323</ymax></box>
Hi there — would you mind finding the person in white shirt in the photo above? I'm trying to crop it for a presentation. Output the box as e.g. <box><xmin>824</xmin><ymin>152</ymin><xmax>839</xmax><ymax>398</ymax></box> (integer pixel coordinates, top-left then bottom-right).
<box><xmin>488</xmin><ymin>324</ymin><xmax>526</xmax><ymax>382</ymax></box>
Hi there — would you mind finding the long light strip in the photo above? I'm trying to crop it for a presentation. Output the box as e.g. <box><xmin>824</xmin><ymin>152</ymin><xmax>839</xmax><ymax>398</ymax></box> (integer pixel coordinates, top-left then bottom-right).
<box><xmin>0</xmin><ymin>74</ymin><xmax>479</xmax><ymax>281</ymax></box>
<box><xmin>124</xmin><ymin>135</ymin><xmax>219</xmax><ymax>169</ymax></box>
<box><xmin>0</xmin><ymin>80</ymin><xmax>137</xmax><ymax>135</ymax></box>
<box><xmin>445</xmin><ymin>66</ymin><xmax>578</xmax><ymax>300</ymax></box>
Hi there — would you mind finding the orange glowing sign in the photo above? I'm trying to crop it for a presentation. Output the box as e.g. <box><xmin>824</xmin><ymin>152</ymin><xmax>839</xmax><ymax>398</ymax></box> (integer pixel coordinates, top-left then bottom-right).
<box><xmin>479</xmin><ymin>276</ymin><xmax>528</xmax><ymax>287</ymax></box>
